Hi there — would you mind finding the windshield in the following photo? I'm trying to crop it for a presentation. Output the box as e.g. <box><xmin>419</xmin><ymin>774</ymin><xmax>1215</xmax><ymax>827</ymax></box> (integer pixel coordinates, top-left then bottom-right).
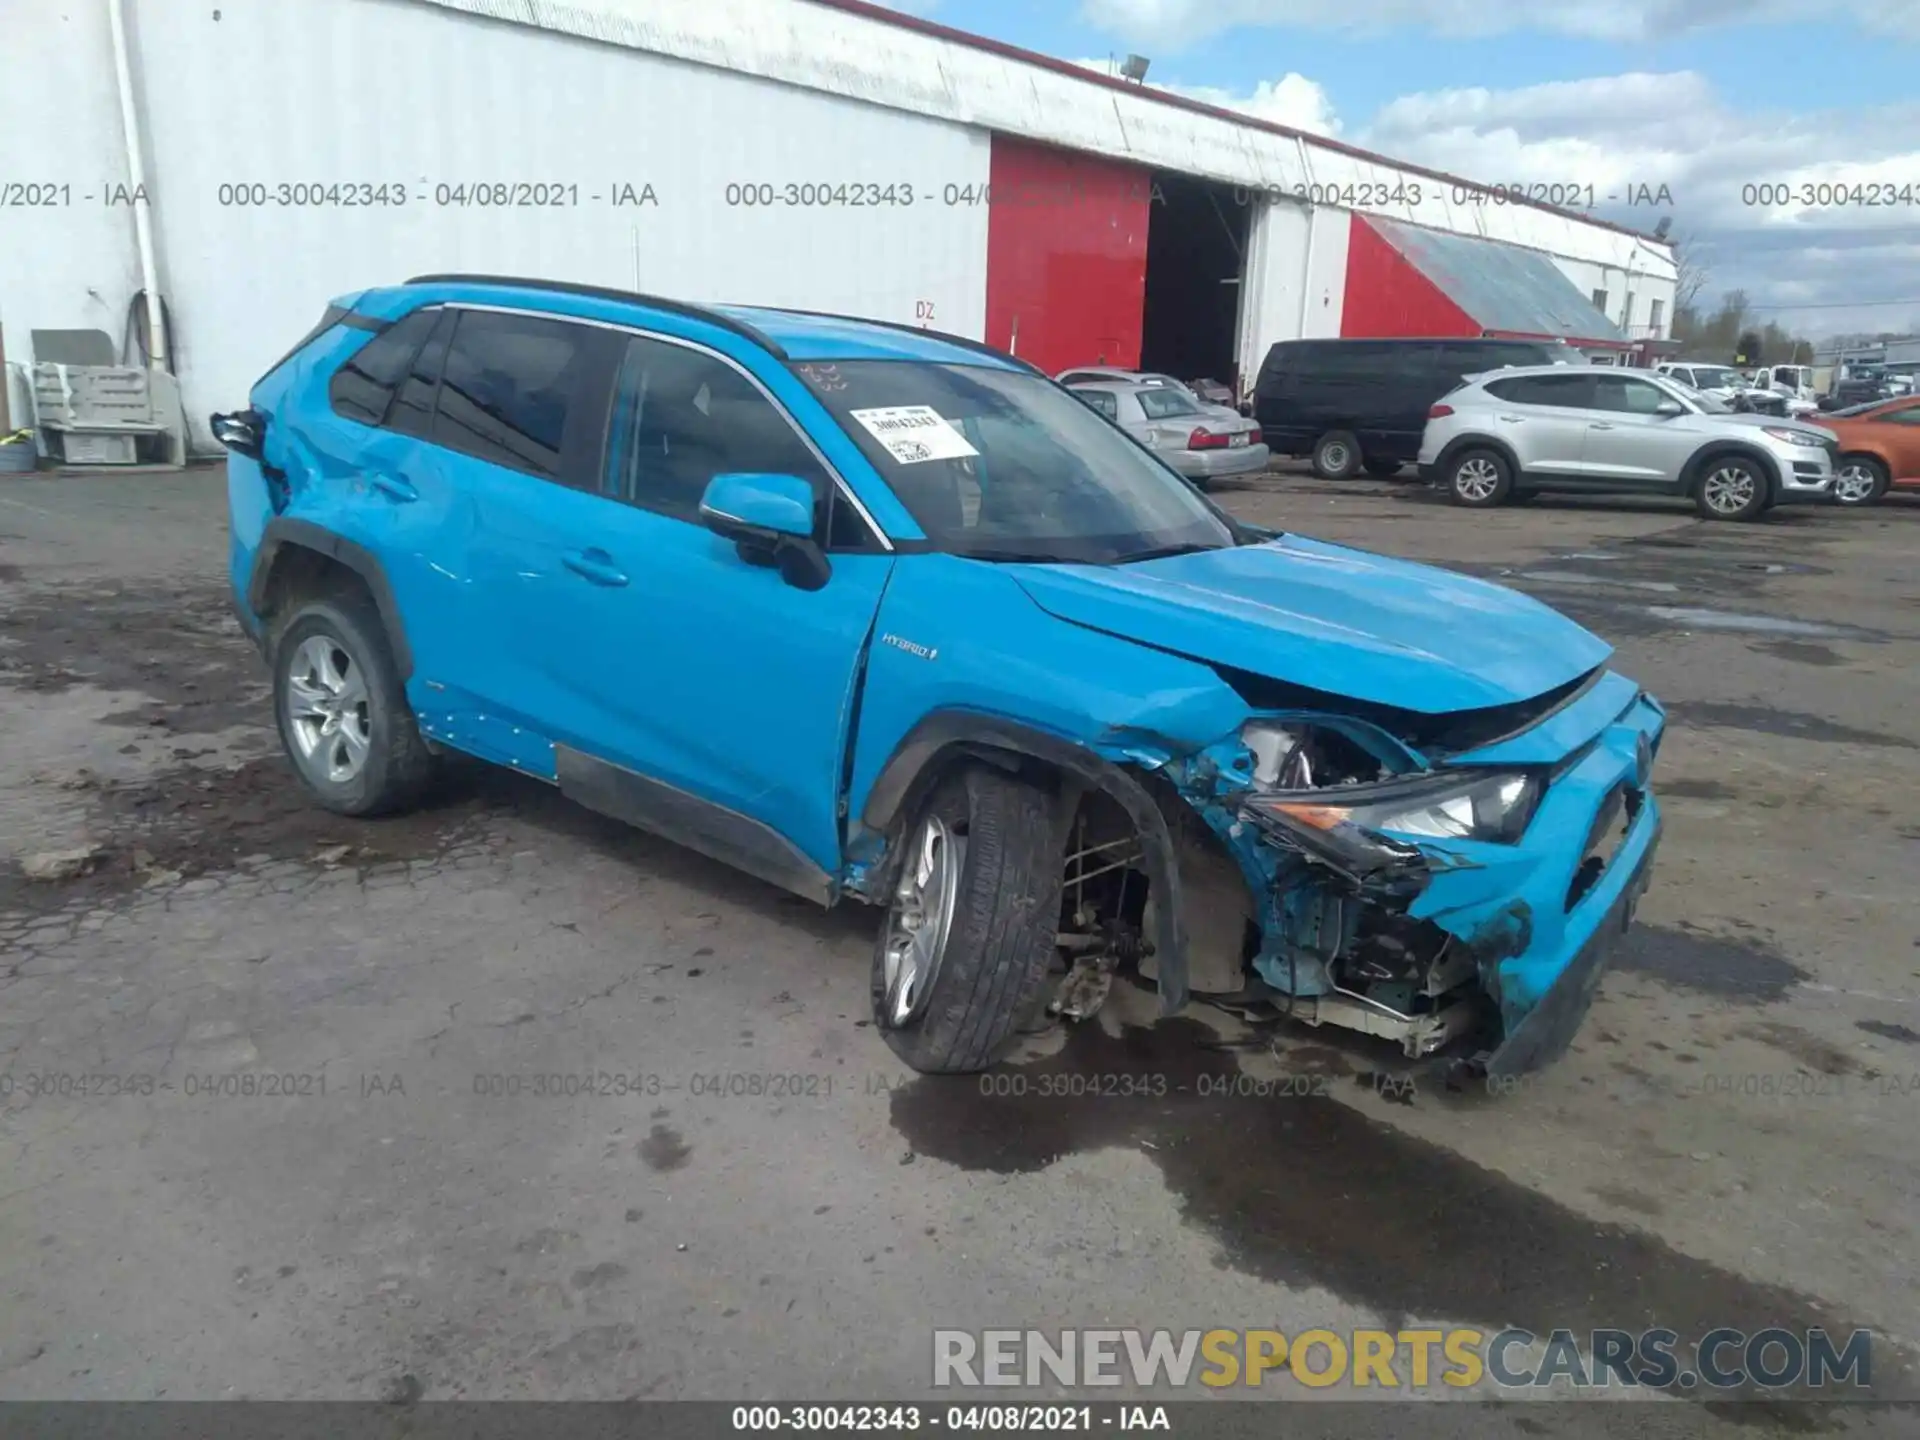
<box><xmin>1667</xmin><ymin>380</ymin><xmax>1727</xmax><ymax>414</ymax></box>
<box><xmin>794</xmin><ymin>360</ymin><xmax>1237</xmax><ymax>563</ymax></box>
<box><xmin>1690</xmin><ymin>367</ymin><xmax>1740</xmax><ymax>389</ymax></box>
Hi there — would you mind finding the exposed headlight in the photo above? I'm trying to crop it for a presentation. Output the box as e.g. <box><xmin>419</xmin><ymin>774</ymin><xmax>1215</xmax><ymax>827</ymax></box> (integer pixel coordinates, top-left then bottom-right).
<box><xmin>1246</xmin><ymin>770</ymin><xmax>1542</xmax><ymax>844</ymax></box>
<box><xmin>1762</xmin><ymin>427</ymin><xmax>1826</xmax><ymax>447</ymax></box>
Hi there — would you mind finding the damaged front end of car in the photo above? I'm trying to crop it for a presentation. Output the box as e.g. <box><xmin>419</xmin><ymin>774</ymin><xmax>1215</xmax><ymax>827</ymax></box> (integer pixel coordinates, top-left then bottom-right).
<box><xmin>1077</xmin><ymin>666</ymin><xmax>1666</xmax><ymax>1077</ymax></box>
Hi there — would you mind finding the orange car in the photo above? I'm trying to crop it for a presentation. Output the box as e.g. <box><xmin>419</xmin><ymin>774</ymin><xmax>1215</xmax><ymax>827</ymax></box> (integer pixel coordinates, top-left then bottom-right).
<box><xmin>1817</xmin><ymin>397</ymin><xmax>1920</xmax><ymax>506</ymax></box>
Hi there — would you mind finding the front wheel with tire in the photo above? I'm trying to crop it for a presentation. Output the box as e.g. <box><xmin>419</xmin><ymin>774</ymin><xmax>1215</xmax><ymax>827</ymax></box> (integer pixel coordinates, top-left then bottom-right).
<box><xmin>1311</xmin><ymin>430</ymin><xmax>1362</xmax><ymax>479</ymax></box>
<box><xmin>1445</xmin><ymin>449</ymin><xmax>1512</xmax><ymax>507</ymax></box>
<box><xmin>872</xmin><ymin>766</ymin><xmax>1065</xmax><ymax>1074</ymax></box>
<box><xmin>272</xmin><ymin>595</ymin><xmax>438</xmax><ymax>816</ymax></box>
<box><xmin>1694</xmin><ymin>458</ymin><xmax>1770</xmax><ymax>521</ymax></box>
<box><xmin>1833</xmin><ymin>455</ymin><xmax>1889</xmax><ymax>507</ymax></box>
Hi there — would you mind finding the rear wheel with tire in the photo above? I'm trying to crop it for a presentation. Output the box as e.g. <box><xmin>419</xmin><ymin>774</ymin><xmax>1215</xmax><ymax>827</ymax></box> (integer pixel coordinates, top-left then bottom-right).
<box><xmin>1364</xmin><ymin>458</ymin><xmax>1403</xmax><ymax>478</ymax></box>
<box><xmin>1833</xmin><ymin>455</ymin><xmax>1889</xmax><ymax>507</ymax></box>
<box><xmin>872</xmin><ymin>766</ymin><xmax>1065</xmax><ymax>1074</ymax></box>
<box><xmin>272</xmin><ymin>594</ymin><xmax>438</xmax><ymax>816</ymax></box>
<box><xmin>1694</xmin><ymin>458</ymin><xmax>1770</xmax><ymax>521</ymax></box>
<box><xmin>1445</xmin><ymin>449</ymin><xmax>1512</xmax><ymax>508</ymax></box>
<box><xmin>1311</xmin><ymin>430</ymin><xmax>1362</xmax><ymax>479</ymax></box>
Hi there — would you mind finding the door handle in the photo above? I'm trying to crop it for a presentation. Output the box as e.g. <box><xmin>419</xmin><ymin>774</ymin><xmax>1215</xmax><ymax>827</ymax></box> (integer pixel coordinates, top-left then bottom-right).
<box><xmin>1589</xmin><ymin>423</ymin><xmax>1616</xmax><ymax>431</ymax></box>
<box><xmin>563</xmin><ymin>548</ymin><xmax>629</xmax><ymax>587</ymax></box>
<box><xmin>1497</xmin><ymin>414</ymin><xmax>1524</xmax><ymax>423</ymax></box>
<box><xmin>369</xmin><ymin>472</ymin><xmax>418</xmax><ymax>502</ymax></box>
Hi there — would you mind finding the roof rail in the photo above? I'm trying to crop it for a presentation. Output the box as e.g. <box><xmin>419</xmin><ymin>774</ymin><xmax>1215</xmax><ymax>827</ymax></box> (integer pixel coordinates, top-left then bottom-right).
<box><xmin>402</xmin><ymin>273</ymin><xmax>790</xmax><ymax>359</ymax></box>
<box><xmin>736</xmin><ymin>305</ymin><xmax>1044</xmax><ymax>376</ymax></box>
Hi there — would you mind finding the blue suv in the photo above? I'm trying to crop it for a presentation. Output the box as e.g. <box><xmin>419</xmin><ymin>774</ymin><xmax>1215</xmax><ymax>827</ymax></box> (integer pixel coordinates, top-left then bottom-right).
<box><xmin>214</xmin><ymin>275</ymin><xmax>1664</xmax><ymax>1077</ymax></box>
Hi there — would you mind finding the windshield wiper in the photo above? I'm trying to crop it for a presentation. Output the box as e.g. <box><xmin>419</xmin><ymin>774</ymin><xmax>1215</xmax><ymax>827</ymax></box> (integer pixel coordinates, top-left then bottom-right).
<box><xmin>949</xmin><ymin>546</ymin><xmax>1087</xmax><ymax>564</ymax></box>
<box><xmin>1110</xmin><ymin>541</ymin><xmax>1229</xmax><ymax>565</ymax></box>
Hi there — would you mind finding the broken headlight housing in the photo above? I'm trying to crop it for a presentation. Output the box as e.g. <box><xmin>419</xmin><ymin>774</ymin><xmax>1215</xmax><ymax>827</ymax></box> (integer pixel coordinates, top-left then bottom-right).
<box><xmin>1245</xmin><ymin>769</ymin><xmax>1543</xmax><ymax>845</ymax></box>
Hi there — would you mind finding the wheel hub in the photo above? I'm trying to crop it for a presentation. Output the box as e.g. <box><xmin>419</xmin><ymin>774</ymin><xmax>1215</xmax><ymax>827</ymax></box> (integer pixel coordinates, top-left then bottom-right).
<box><xmin>880</xmin><ymin>815</ymin><xmax>965</xmax><ymax>1028</ymax></box>
<box><xmin>285</xmin><ymin>635</ymin><xmax>373</xmax><ymax>785</ymax></box>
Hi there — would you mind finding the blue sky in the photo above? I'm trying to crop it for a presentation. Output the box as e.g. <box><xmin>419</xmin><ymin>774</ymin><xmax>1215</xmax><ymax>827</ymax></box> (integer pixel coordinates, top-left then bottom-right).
<box><xmin>883</xmin><ymin>0</ymin><xmax>1920</xmax><ymax>339</ymax></box>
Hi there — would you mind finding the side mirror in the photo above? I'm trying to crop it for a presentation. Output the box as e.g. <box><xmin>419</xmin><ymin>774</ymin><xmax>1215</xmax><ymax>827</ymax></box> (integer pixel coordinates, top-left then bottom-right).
<box><xmin>210</xmin><ymin>409</ymin><xmax>263</xmax><ymax>458</ymax></box>
<box><xmin>1653</xmin><ymin>399</ymin><xmax>1685</xmax><ymax>417</ymax></box>
<box><xmin>699</xmin><ymin>472</ymin><xmax>830</xmax><ymax>591</ymax></box>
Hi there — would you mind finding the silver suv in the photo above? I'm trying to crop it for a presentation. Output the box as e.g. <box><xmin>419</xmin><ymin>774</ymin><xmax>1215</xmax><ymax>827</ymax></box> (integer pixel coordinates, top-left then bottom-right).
<box><xmin>1418</xmin><ymin>365</ymin><xmax>1837</xmax><ymax>521</ymax></box>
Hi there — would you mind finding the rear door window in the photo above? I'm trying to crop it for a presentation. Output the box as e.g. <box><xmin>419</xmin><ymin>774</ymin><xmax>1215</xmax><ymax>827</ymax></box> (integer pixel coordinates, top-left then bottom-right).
<box><xmin>1077</xmin><ymin>390</ymin><xmax>1121</xmax><ymax>422</ymax></box>
<box><xmin>329</xmin><ymin>308</ymin><xmax>441</xmax><ymax>426</ymax></box>
<box><xmin>432</xmin><ymin>310</ymin><xmax>602</xmax><ymax>483</ymax></box>
<box><xmin>1484</xmin><ymin>373</ymin><xmax>1599</xmax><ymax>407</ymax></box>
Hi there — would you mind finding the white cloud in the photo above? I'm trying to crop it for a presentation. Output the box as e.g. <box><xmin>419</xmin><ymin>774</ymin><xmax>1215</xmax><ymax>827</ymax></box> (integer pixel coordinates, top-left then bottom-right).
<box><xmin>1067</xmin><ymin>56</ymin><xmax>1342</xmax><ymax>135</ymax></box>
<box><xmin>1078</xmin><ymin>0</ymin><xmax>1916</xmax><ymax>47</ymax></box>
<box><xmin>1354</xmin><ymin>70</ymin><xmax>1920</xmax><ymax>334</ymax></box>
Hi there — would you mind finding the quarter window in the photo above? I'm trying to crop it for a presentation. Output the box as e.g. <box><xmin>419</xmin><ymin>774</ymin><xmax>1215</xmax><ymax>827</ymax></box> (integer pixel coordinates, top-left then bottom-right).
<box><xmin>329</xmin><ymin>308</ymin><xmax>441</xmax><ymax>426</ymax></box>
<box><xmin>386</xmin><ymin>310</ymin><xmax>456</xmax><ymax>440</ymax></box>
<box><xmin>432</xmin><ymin>310</ymin><xmax>596</xmax><ymax>480</ymax></box>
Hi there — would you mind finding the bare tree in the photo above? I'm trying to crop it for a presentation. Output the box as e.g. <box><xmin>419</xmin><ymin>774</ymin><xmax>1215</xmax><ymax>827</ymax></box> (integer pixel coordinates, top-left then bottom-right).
<box><xmin>1671</xmin><ymin>230</ymin><xmax>1710</xmax><ymax>314</ymax></box>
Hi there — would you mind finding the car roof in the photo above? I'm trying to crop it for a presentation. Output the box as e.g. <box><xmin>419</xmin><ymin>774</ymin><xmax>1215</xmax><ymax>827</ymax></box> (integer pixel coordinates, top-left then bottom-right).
<box><xmin>1069</xmin><ymin>378</ymin><xmax>1199</xmax><ymax>401</ymax></box>
<box><xmin>1462</xmin><ymin>362</ymin><xmax>1650</xmax><ymax>381</ymax></box>
<box><xmin>716</xmin><ymin>305</ymin><xmax>1022</xmax><ymax>367</ymax></box>
<box><xmin>384</xmin><ymin>275</ymin><xmax>1028</xmax><ymax>371</ymax></box>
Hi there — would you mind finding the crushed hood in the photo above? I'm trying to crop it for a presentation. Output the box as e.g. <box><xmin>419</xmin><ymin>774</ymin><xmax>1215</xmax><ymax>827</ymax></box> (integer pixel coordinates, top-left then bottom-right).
<box><xmin>1011</xmin><ymin>536</ymin><xmax>1612</xmax><ymax>713</ymax></box>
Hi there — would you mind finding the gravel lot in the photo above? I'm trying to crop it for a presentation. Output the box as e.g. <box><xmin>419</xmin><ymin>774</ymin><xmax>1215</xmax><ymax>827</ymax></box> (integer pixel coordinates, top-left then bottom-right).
<box><xmin>1</xmin><ymin>464</ymin><xmax>1915</xmax><ymax>1431</ymax></box>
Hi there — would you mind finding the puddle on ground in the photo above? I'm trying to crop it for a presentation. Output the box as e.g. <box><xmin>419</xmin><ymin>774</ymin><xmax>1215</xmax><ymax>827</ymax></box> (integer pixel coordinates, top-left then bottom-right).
<box><xmin>1642</xmin><ymin>608</ymin><xmax>1876</xmax><ymax>641</ymax></box>
<box><xmin>889</xmin><ymin>1011</ymin><xmax>1906</xmax><ymax>1404</ymax></box>
<box><xmin>1750</xmin><ymin>640</ymin><xmax>1850</xmax><ymax>668</ymax></box>
<box><xmin>1664</xmin><ymin>701</ymin><xmax>1915</xmax><ymax>751</ymax></box>
<box><xmin>1614</xmin><ymin>924</ymin><xmax>1810</xmax><ymax>1003</ymax></box>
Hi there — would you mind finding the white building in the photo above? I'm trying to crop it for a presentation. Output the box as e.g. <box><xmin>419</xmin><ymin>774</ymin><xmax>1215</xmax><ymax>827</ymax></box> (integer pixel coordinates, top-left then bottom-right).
<box><xmin>1</xmin><ymin>0</ymin><xmax>1677</xmax><ymax>452</ymax></box>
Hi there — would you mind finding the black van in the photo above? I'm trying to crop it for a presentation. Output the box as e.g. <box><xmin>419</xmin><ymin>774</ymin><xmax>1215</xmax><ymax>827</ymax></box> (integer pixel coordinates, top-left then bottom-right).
<box><xmin>1253</xmin><ymin>337</ymin><xmax>1575</xmax><ymax>478</ymax></box>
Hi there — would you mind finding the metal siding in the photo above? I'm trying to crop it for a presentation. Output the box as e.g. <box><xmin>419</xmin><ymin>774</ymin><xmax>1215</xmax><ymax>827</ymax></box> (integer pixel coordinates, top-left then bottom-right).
<box><xmin>982</xmin><ymin>139</ymin><xmax>1151</xmax><ymax>373</ymax></box>
<box><xmin>23</xmin><ymin>0</ymin><xmax>989</xmax><ymax>446</ymax></box>
<box><xmin>408</xmin><ymin>0</ymin><xmax>1677</xmax><ymax>279</ymax></box>
<box><xmin>1340</xmin><ymin>213</ymin><xmax>1479</xmax><ymax>339</ymax></box>
<box><xmin>1238</xmin><ymin>198</ymin><xmax>1349</xmax><ymax>380</ymax></box>
<box><xmin>1355</xmin><ymin>215</ymin><xmax>1630</xmax><ymax>345</ymax></box>
<box><xmin>0</xmin><ymin>0</ymin><xmax>143</xmax><ymax>424</ymax></box>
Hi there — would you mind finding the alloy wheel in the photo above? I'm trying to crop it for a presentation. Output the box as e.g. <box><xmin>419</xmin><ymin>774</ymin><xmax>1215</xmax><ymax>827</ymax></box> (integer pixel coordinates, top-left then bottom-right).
<box><xmin>1702</xmin><ymin>465</ymin><xmax>1757</xmax><ymax>515</ymax></box>
<box><xmin>285</xmin><ymin>634</ymin><xmax>373</xmax><ymax>785</ymax></box>
<box><xmin>1833</xmin><ymin>462</ymin><xmax>1880</xmax><ymax>505</ymax></box>
<box><xmin>1454</xmin><ymin>457</ymin><xmax>1500</xmax><ymax>501</ymax></box>
<box><xmin>880</xmin><ymin>815</ymin><xmax>966</xmax><ymax>1028</ymax></box>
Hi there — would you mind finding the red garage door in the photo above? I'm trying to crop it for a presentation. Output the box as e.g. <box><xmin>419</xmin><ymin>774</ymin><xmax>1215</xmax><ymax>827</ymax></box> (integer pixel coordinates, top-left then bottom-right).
<box><xmin>984</xmin><ymin>137</ymin><xmax>1152</xmax><ymax>375</ymax></box>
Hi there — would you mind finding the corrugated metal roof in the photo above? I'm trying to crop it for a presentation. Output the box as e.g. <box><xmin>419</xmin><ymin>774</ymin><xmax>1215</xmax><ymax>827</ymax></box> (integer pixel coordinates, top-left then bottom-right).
<box><xmin>1364</xmin><ymin>215</ymin><xmax>1629</xmax><ymax>345</ymax></box>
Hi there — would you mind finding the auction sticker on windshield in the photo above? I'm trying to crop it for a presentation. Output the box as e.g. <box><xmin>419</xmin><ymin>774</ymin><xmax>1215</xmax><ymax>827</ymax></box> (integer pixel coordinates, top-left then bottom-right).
<box><xmin>848</xmin><ymin>406</ymin><xmax>979</xmax><ymax>465</ymax></box>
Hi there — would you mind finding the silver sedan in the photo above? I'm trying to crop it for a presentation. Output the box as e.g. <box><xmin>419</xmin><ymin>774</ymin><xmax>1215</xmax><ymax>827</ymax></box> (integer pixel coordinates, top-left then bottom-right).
<box><xmin>1067</xmin><ymin>380</ymin><xmax>1269</xmax><ymax>488</ymax></box>
<box><xmin>1054</xmin><ymin>366</ymin><xmax>1244</xmax><ymax>425</ymax></box>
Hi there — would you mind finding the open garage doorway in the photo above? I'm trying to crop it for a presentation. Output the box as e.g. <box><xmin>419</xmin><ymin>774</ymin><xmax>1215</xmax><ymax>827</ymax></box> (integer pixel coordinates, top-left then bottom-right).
<box><xmin>1139</xmin><ymin>173</ymin><xmax>1251</xmax><ymax>396</ymax></box>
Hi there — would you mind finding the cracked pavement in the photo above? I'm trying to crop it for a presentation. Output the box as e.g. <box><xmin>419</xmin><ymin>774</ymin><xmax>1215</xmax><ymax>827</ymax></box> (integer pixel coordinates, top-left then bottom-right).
<box><xmin>0</xmin><ymin>468</ymin><xmax>1916</xmax><ymax>1432</ymax></box>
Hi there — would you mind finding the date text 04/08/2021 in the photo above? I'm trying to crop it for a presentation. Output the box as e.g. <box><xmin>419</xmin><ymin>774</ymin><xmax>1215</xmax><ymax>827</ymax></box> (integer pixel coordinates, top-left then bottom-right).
<box><xmin>729</xmin><ymin>1404</ymin><xmax>1172</xmax><ymax>1431</ymax></box>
